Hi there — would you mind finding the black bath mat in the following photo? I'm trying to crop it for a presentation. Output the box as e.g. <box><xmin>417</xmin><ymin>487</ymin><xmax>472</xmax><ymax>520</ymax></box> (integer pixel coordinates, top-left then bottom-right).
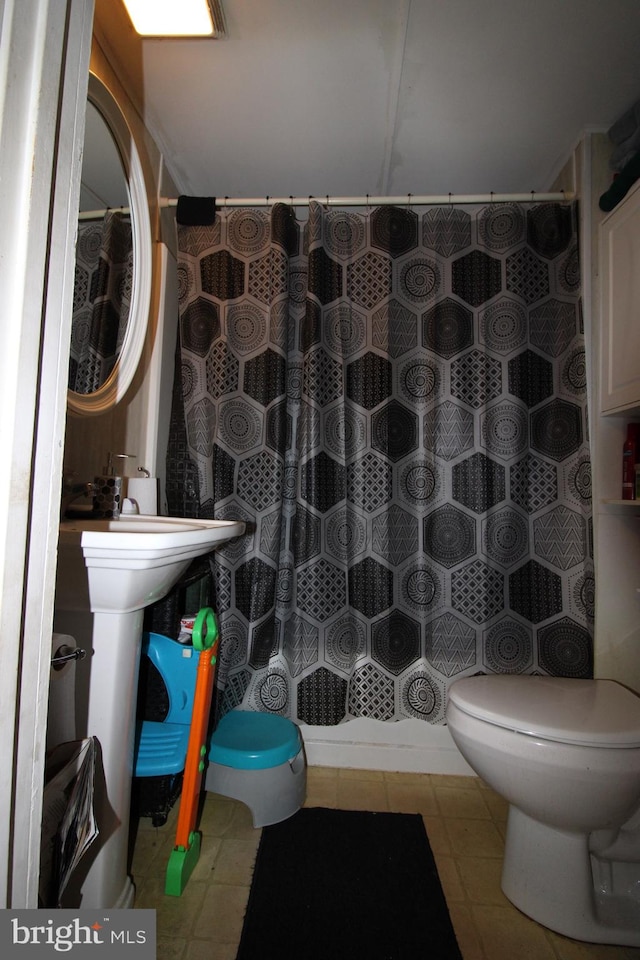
<box><xmin>236</xmin><ymin>806</ymin><xmax>462</xmax><ymax>960</ymax></box>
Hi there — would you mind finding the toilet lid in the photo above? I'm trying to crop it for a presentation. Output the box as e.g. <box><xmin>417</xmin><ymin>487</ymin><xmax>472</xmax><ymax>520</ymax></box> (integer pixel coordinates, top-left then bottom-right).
<box><xmin>447</xmin><ymin>676</ymin><xmax>640</xmax><ymax>747</ymax></box>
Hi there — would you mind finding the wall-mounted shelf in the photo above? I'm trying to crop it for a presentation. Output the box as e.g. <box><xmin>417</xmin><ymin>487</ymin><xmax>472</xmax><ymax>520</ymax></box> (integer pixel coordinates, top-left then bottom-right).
<box><xmin>601</xmin><ymin>499</ymin><xmax>640</xmax><ymax>511</ymax></box>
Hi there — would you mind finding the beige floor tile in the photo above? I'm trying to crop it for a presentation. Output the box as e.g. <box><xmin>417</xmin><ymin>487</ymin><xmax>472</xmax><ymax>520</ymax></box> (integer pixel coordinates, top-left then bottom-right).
<box><xmin>385</xmin><ymin>779</ymin><xmax>439</xmax><ymax>815</ymax></box>
<box><xmin>135</xmin><ymin>877</ymin><xmax>208</xmax><ymax>940</ymax></box>
<box><xmin>338</xmin><ymin>767</ymin><xmax>385</xmax><ymax>781</ymax></box>
<box><xmin>156</xmin><ymin>935</ymin><xmax>186</xmax><ymax>960</ymax></box>
<box><xmin>185</xmin><ymin>941</ymin><xmax>238</xmax><ymax>960</ymax></box>
<box><xmin>384</xmin><ymin>770</ymin><xmax>432</xmax><ymax>783</ymax></box>
<box><xmin>188</xmin><ymin>835</ymin><xmax>223</xmax><ymax>883</ymax></box>
<box><xmin>196</xmin><ymin>796</ymin><xmax>238</xmax><ymax>837</ymax></box>
<box><xmin>475</xmin><ymin>783</ymin><xmax>509</xmax><ymax>820</ymax></box>
<box><xmin>433</xmin><ymin>854</ymin><xmax>465</xmax><ymax>903</ymax></box>
<box><xmin>209</xmin><ymin>837</ymin><xmax>259</xmax><ymax>885</ymax></box>
<box><xmin>306</xmin><ymin>765</ymin><xmax>339</xmax><ymax>779</ymax></box>
<box><xmin>434</xmin><ymin>785</ymin><xmax>492</xmax><ymax>819</ymax></box>
<box><xmin>456</xmin><ymin>856</ymin><xmax>507</xmax><ymax>906</ymax></box>
<box><xmin>495</xmin><ymin>818</ymin><xmax>508</xmax><ymax>842</ymax></box>
<box><xmin>446</xmin><ymin>902</ymin><xmax>486</xmax><ymax>960</ymax></box>
<box><xmin>472</xmin><ymin>903</ymin><xmax>558</xmax><ymax>960</ymax></box>
<box><xmin>475</xmin><ymin>777</ymin><xmax>496</xmax><ymax>791</ymax></box>
<box><xmin>422</xmin><ymin>815</ymin><xmax>453</xmax><ymax>856</ymax></box>
<box><xmin>130</xmin><ymin>824</ymin><xmax>176</xmax><ymax>880</ymax></box>
<box><xmin>304</xmin><ymin>767</ymin><xmax>338</xmax><ymax>810</ymax></box>
<box><xmin>304</xmin><ymin>775</ymin><xmax>339</xmax><ymax>809</ymax></box>
<box><xmin>445</xmin><ymin>817</ymin><xmax>505</xmax><ymax>859</ymax></box>
<box><xmin>336</xmin><ymin>776</ymin><xmax>389</xmax><ymax>811</ymax></box>
<box><xmin>193</xmin><ymin>884</ymin><xmax>250</xmax><ymax>943</ymax></box>
<box><xmin>429</xmin><ymin>773</ymin><xmax>479</xmax><ymax>790</ymax></box>
<box><xmin>217</xmin><ymin>801</ymin><xmax>257</xmax><ymax>839</ymax></box>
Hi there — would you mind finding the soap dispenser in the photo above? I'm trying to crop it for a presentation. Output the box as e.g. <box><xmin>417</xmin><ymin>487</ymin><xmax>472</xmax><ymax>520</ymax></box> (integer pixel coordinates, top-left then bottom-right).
<box><xmin>93</xmin><ymin>453</ymin><xmax>135</xmax><ymax>518</ymax></box>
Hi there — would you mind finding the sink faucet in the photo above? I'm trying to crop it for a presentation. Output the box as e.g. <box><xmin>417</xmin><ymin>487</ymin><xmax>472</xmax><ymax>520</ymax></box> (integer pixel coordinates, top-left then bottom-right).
<box><xmin>61</xmin><ymin>478</ymin><xmax>94</xmax><ymax>519</ymax></box>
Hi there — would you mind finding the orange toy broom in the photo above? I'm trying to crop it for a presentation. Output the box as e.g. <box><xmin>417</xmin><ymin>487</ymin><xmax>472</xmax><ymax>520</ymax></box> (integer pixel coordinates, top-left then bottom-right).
<box><xmin>165</xmin><ymin>606</ymin><xmax>219</xmax><ymax>896</ymax></box>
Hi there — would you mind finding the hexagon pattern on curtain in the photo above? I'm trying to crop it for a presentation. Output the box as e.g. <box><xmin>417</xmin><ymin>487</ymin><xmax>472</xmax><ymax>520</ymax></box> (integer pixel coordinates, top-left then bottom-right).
<box><xmin>166</xmin><ymin>201</ymin><xmax>592</xmax><ymax>725</ymax></box>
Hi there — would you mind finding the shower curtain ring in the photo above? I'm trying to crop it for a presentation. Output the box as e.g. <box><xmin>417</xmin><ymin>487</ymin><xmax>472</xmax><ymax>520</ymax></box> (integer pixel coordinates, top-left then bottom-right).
<box><xmin>448</xmin><ymin>193</ymin><xmax>452</xmax><ymax>205</ymax></box>
<box><xmin>407</xmin><ymin>193</ymin><xmax>412</xmax><ymax>210</ymax></box>
<box><xmin>224</xmin><ymin>196</ymin><xmax>228</xmax><ymax>208</ymax></box>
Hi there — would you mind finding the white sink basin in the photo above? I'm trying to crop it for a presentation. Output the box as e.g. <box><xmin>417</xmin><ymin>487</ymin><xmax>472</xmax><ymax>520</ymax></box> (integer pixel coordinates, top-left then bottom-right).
<box><xmin>57</xmin><ymin>515</ymin><xmax>245</xmax><ymax>613</ymax></box>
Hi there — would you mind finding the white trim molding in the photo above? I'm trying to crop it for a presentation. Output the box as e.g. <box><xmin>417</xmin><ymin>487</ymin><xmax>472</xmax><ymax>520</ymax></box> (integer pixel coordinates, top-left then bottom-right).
<box><xmin>301</xmin><ymin>719</ymin><xmax>475</xmax><ymax>775</ymax></box>
<box><xmin>0</xmin><ymin>0</ymin><xmax>94</xmax><ymax>906</ymax></box>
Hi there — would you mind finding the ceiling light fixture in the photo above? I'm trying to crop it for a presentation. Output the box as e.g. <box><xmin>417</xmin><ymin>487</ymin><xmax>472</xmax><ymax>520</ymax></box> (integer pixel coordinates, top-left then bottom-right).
<box><xmin>122</xmin><ymin>0</ymin><xmax>226</xmax><ymax>38</ymax></box>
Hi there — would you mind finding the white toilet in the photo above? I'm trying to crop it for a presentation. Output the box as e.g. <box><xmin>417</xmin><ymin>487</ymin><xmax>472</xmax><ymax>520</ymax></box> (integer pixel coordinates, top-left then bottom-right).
<box><xmin>446</xmin><ymin>675</ymin><xmax>640</xmax><ymax>946</ymax></box>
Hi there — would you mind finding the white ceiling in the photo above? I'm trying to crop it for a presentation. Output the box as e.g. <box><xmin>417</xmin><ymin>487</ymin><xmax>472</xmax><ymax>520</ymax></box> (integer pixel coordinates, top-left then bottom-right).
<box><xmin>101</xmin><ymin>0</ymin><xmax>640</xmax><ymax>200</ymax></box>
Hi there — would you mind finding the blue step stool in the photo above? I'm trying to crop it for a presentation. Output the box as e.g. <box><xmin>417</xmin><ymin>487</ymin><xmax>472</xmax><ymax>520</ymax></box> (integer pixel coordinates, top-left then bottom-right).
<box><xmin>205</xmin><ymin>710</ymin><xmax>306</xmax><ymax>827</ymax></box>
<box><xmin>134</xmin><ymin>632</ymin><xmax>197</xmax><ymax>778</ymax></box>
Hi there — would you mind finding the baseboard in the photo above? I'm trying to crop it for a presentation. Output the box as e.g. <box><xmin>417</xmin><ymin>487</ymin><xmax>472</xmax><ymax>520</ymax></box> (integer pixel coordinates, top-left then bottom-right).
<box><xmin>300</xmin><ymin>718</ymin><xmax>475</xmax><ymax>775</ymax></box>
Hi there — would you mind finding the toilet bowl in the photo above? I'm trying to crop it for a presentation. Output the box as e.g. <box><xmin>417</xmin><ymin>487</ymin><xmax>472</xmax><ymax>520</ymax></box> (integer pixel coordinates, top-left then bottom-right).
<box><xmin>445</xmin><ymin>675</ymin><xmax>640</xmax><ymax>946</ymax></box>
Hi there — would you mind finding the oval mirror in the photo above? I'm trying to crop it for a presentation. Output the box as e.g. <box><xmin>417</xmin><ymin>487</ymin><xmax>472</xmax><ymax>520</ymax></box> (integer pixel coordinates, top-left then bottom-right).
<box><xmin>67</xmin><ymin>73</ymin><xmax>152</xmax><ymax>416</ymax></box>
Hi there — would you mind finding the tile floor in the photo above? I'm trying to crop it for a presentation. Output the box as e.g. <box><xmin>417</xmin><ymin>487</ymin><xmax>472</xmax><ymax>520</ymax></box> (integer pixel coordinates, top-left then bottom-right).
<box><xmin>130</xmin><ymin>767</ymin><xmax>640</xmax><ymax>960</ymax></box>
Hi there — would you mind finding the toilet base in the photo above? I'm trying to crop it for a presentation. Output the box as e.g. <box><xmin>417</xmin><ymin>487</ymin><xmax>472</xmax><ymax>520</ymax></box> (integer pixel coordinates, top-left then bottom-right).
<box><xmin>502</xmin><ymin>806</ymin><xmax>640</xmax><ymax>947</ymax></box>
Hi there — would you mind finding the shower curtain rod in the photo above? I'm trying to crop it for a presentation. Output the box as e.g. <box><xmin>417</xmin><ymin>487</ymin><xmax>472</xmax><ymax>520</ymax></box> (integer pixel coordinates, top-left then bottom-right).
<box><xmin>77</xmin><ymin>190</ymin><xmax>573</xmax><ymax>220</ymax></box>
<box><xmin>78</xmin><ymin>206</ymin><xmax>130</xmax><ymax>220</ymax></box>
<box><xmin>165</xmin><ymin>191</ymin><xmax>572</xmax><ymax>208</ymax></box>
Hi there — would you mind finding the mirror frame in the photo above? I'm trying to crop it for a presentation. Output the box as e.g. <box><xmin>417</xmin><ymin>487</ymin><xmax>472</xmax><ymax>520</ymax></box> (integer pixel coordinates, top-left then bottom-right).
<box><xmin>67</xmin><ymin>72</ymin><xmax>152</xmax><ymax>416</ymax></box>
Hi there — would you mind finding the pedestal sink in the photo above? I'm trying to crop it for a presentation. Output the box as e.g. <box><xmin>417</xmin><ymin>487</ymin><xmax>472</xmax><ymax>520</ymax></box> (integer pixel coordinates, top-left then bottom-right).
<box><xmin>53</xmin><ymin>515</ymin><xmax>245</xmax><ymax>909</ymax></box>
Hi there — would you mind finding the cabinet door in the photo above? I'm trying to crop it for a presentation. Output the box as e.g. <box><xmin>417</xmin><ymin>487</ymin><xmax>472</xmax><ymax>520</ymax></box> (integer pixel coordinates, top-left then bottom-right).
<box><xmin>601</xmin><ymin>181</ymin><xmax>640</xmax><ymax>413</ymax></box>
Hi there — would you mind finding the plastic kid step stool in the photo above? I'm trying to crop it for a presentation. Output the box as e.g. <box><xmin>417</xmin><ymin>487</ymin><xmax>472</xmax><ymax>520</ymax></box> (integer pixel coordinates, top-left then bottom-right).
<box><xmin>134</xmin><ymin>632</ymin><xmax>197</xmax><ymax>779</ymax></box>
<box><xmin>134</xmin><ymin>632</ymin><xmax>306</xmax><ymax>829</ymax></box>
<box><xmin>205</xmin><ymin>709</ymin><xmax>306</xmax><ymax>827</ymax></box>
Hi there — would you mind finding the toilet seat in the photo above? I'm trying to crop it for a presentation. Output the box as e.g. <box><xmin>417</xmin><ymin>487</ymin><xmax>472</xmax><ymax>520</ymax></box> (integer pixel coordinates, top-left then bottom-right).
<box><xmin>448</xmin><ymin>676</ymin><xmax>640</xmax><ymax>747</ymax></box>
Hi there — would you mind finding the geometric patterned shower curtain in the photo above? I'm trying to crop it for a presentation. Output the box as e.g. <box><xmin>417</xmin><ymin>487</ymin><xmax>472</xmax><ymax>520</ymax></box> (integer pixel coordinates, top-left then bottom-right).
<box><xmin>167</xmin><ymin>199</ymin><xmax>593</xmax><ymax>726</ymax></box>
<box><xmin>69</xmin><ymin>211</ymin><xmax>133</xmax><ymax>394</ymax></box>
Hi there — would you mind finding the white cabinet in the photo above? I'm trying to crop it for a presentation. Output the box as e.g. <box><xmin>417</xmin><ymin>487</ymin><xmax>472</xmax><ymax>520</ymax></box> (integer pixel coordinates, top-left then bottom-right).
<box><xmin>600</xmin><ymin>180</ymin><xmax>640</xmax><ymax>413</ymax></box>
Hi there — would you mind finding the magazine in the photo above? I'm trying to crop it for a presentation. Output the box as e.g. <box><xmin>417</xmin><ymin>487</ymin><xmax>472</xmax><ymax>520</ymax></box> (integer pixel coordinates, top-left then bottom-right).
<box><xmin>39</xmin><ymin>737</ymin><xmax>98</xmax><ymax>907</ymax></box>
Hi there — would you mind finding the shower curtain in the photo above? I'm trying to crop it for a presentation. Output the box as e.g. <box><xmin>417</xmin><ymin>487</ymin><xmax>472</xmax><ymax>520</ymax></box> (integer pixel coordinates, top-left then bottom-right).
<box><xmin>70</xmin><ymin>210</ymin><xmax>133</xmax><ymax>393</ymax></box>
<box><xmin>167</xmin><ymin>200</ymin><xmax>592</xmax><ymax>725</ymax></box>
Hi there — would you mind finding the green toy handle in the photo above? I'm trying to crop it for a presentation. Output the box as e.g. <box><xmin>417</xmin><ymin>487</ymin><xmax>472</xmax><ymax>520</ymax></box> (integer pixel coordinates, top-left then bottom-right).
<box><xmin>192</xmin><ymin>606</ymin><xmax>218</xmax><ymax>651</ymax></box>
